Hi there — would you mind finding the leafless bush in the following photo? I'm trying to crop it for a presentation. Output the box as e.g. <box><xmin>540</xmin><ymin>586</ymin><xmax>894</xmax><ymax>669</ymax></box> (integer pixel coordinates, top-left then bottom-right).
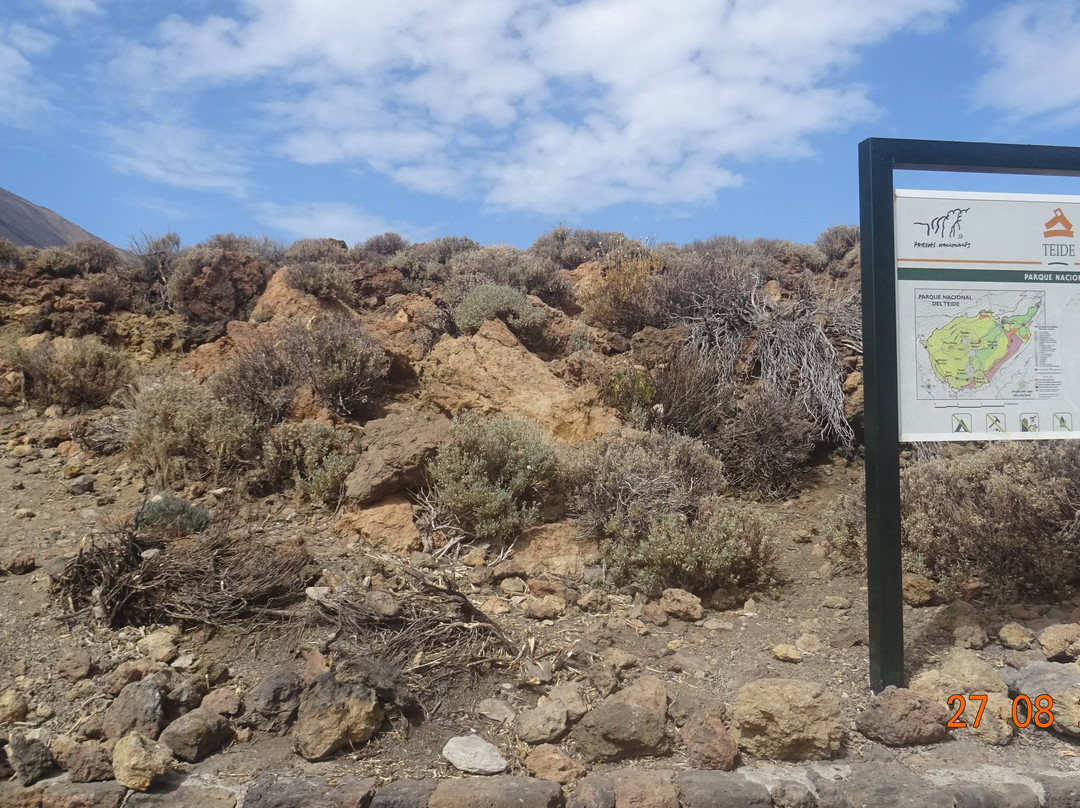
<box><xmin>527</xmin><ymin>226</ymin><xmax>627</xmax><ymax>270</ymax></box>
<box><xmin>19</xmin><ymin>337</ymin><xmax>133</xmax><ymax>410</ymax></box>
<box><xmin>816</xmin><ymin>224</ymin><xmax>860</xmax><ymax>263</ymax></box>
<box><xmin>351</xmin><ymin>232</ymin><xmax>410</xmax><ymax>263</ymax></box>
<box><xmin>85</xmin><ymin>273</ymin><xmax>129</xmax><ymax>312</ymax></box>
<box><xmin>56</xmin><ymin>519</ymin><xmax>309</xmax><ymax>628</ymax></box>
<box><xmin>201</xmin><ymin>233</ymin><xmax>286</xmax><ymax>267</ymax></box>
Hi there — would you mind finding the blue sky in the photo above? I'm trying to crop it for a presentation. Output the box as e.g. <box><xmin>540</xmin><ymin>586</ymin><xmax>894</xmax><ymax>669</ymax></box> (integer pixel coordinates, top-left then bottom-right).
<box><xmin>3</xmin><ymin>0</ymin><xmax>1080</xmax><ymax>251</ymax></box>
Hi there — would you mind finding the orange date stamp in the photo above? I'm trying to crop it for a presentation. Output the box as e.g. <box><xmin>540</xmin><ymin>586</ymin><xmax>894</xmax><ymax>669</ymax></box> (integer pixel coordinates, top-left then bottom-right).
<box><xmin>948</xmin><ymin>693</ymin><xmax>1067</xmax><ymax>729</ymax></box>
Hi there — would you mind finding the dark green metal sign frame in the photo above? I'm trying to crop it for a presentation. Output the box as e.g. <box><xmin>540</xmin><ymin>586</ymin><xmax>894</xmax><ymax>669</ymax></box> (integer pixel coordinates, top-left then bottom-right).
<box><xmin>858</xmin><ymin>138</ymin><xmax>1080</xmax><ymax>692</ymax></box>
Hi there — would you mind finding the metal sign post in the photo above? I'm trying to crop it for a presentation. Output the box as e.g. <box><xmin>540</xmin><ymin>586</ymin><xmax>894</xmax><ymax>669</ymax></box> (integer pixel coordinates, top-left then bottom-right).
<box><xmin>858</xmin><ymin>138</ymin><xmax>1080</xmax><ymax>692</ymax></box>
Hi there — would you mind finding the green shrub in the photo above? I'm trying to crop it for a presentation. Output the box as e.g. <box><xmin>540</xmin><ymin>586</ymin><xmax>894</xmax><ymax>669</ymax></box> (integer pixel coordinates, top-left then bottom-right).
<box><xmin>564</xmin><ymin>429</ymin><xmax>726</xmax><ymax>538</ymax></box>
<box><xmin>283</xmin><ymin>261</ymin><xmax>356</xmax><ymax>303</ymax></box>
<box><xmin>446</xmin><ymin>245</ymin><xmax>569</xmax><ymax>307</ymax></box>
<box><xmin>121</xmin><ymin>374</ymin><xmax>259</xmax><ymax>485</ymax></box>
<box><xmin>426</xmin><ymin>412</ymin><xmax>558</xmax><ymax>545</ymax></box>
<box><xmin>900</xmin><ymin>442</ymin><xmax>1080</xmax><ymax>601</ymax></box>
<box><xmin>452</xmin><ymin>283</ymin><xmax>546</xmax><ymax>335</ymax></box>
<box><xmin>602</xmin><ymin>497</ymin><xmax>777</xmax><ymax>594</ymax></box>
<box><xmin>262</xmin><ymin>421</ymin><xmax>356</xmax><ymax>504</ymax></box>
<box><xmin>284</xmin><ymin>237</ymin><xmax>350</xmax><ymax>265</ymax></box>
<box><xmin>134</xmin><ymin>494</ymin><xmax>211</xmax><ymax>538</ymax></box>
<box><xmin>601</xmin><ymin>367</ymin><xmax>656</xmax><ymax>429</ymax></box>
<box><xmin>19</xmin><ymin>337</ymin><xmax>133</xmax><ymax>409</ymax></box>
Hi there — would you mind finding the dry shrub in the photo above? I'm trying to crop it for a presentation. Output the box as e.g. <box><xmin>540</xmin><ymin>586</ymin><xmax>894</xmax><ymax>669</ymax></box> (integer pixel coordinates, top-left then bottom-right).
<box><xmin>56</xmin><ymin>519</ymin><xmax>309</xmax><ymax>627</ymax></box>
<box><xmin>262</xmin><ymin>421</ymin><xmax>357</xmax><ymax>505</ymax></box>
<box><xmin>85</xmin><ymin>273</ymin><xmax>129</xmax><ymax>311</ymax></box>
<box><xmin>602</xmin><ymin>497</ymin><xmax>777</xmax><ymax>594</ymax></box>
<box><xmin>20</xmin><ymin>337</ymin><xmax>133</xmax><ymax>410</ymax></box>
<box><xmin>212</xmin><ymin>317</ymin><xmax>390</xmax><ymax>423</ymax></box>
<box><xmin>445</xmin><ymin>244</ymin><xmax>569</xmax><ymax>307</ymax></box>
<box><xmin>901</xmin><ymin>442</ymin><xmax>1080</xmax><ymax>601</ymax></box>
<box><xmin>816</xmin><ymin>224</ymin><xmax>860</xmax><ymax>263</ymax></box>
<box><xmin>388</xmin><ymin>236</ymin><xmax>479</xmax><ymax>288</ymax></box>
<box><xmin>351</xmin><ymin>232</ymin><xmax>409</xmax><ymax>263</ymax></box>
<box><xmin>121</xmin><ymin>374</ymin><xmax>259</xmax><ymax>484</ymax></box>
<box><xmin>426</xmin><ymin>412</ymin><xmax>558</xmax><ymax>545</ymax></box>
<box><xmin>527</xmin><ymin>226</ymin><xmax>627</xmax><ymax>270</ymax></box>
<box><xmin>288</xmin><ymin>317</ymin><xmax>390</xmax><ymax>419</ymax></box>
<box><xmin>564</xmin><ymin>429</ymin><xmax>726</xmax><ymax>538</ymax></box>
<box><xmin>201</xmin><ymin>233</ymin><xmax>286</xmax><ymax>266</ymax></box>
<box><xmin>283</xmin><ymin>261</ymin><xmax>356</xmax><ymax>303</ymax></box>
<box><xmin>584</xmin><ymin>242</ymin><xmax>665</xmax><ymax>335</ymax></box>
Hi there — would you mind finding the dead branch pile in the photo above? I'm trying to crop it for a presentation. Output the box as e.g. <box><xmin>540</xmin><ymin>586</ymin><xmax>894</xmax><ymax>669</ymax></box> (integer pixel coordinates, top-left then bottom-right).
<box><xmin>55</xmin><ymin>521</ymin><xmax>310</xmax><ymax>628</ymax></box>
<box><xmin>307</xmin><ymin>554</ymin><xmax>520</xmax><ymax>692</ymax></box>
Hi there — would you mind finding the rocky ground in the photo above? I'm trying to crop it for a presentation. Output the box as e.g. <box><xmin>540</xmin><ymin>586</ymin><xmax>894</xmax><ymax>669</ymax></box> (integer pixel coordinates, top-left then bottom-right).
<box><xmin>5</xmin><ymin>247</ymin><xmax>1080</xmax><ymax>807</ymax></box>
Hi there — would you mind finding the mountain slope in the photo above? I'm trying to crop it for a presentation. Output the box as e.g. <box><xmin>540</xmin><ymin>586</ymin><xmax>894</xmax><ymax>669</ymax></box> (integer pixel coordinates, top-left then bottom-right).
<box><xmin>0</xmin><ymin>186</ymin><xmax>102</xmax><ymax>248</ymax></box>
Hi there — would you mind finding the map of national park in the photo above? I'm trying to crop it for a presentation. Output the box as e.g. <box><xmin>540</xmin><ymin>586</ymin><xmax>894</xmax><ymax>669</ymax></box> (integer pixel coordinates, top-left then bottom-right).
<box><xmin>914</xmin><ymin>289</ymin><xmax>1045</xmax><ymax>400</ymax></box>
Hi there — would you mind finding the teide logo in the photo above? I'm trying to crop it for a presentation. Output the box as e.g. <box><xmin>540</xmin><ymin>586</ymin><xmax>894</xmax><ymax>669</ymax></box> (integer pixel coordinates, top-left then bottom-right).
<box><xmin>1044</xmin><ymin>208</ymin><xmax>1074</xmax><ymax>238</ymax></box>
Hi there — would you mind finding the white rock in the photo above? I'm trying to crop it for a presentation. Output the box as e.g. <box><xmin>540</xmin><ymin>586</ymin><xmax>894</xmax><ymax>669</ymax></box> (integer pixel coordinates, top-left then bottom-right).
<box><xmin>442</xmin><ymin>734</ymin><xmax>507</xmax><ymax>774</ymax></box>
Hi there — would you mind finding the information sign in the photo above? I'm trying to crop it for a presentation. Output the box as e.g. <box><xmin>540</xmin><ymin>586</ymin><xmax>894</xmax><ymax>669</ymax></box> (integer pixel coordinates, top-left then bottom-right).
<box><xmin>895</xmin><ymin>190</ymin><xmax>1080</xmax><ymax>441</ymax></box>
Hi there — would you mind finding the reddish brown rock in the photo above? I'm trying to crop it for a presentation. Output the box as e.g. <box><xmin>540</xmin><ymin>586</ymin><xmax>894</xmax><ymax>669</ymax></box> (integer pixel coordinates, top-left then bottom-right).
<box><xmin>333</xmin><ymin>495</ymin><xmax>422</xmax><ymax>556</ymax></box>
<box><xmin>572</xmin><ymin>675</ymin><xmax>670</xmax><ymax>762</ymax></box>
<box><xmin>525</xmin><ymin>743</ymin><xmax>586</xmax><ymax>784</ymax></box>
<box><xmin>680</xmin><ymin>712</ymin><xmax>739</xmax><ymax>770</ymax></box>
<box><xmin>341</xmin><ymin>410</ymin><xmax>450</xmax><ymax>505</ymax></box>
<box><xmin>428</xmin><ymin>777</ymin><xmax>561</xmax><ymax>808</ymax></box>
<box><xmin>610</xmin><ymin>770</ymin><xmax>678</xmax><ymax>808</ymax></box>
<box><xmin>855</xmin><ymin>686</ymin><xmax>949</xmax><ymax>746</ymax></box>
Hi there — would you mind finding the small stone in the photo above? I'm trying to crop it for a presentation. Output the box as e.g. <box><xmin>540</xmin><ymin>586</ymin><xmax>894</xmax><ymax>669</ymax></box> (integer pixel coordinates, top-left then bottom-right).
<box><xmin>65</xmin><ymin>742</ymin><xmax>114</xmax><ymax>782</ymax></box>
<box><xmin>42</xmin><ymin>782</ymin><xmax>126</xmax><ymax>808</ymax></box>
<box><xmin>477</xmin><ymin>698</ymin><xmax>516</xmax><ymax>724</ymax></box>
<box><xmin>500</xmin><ymin>576</ymin><xmax>527</xmax><ymax>594</ymax></box>
<box><xmin>1038</xmin><ymin>623</ymin><xmax>1080</xmax><ymax>660</ymax></box>
<box><xmin>201</xmin><ymin>687</ymin><xmax>242</xmax><ymax>716</ymax></box>
<box><xmin>112</xmin><ymin>732</ymin><xmax>174</xmax><ymax>791</ymax></box>
<box><xmin>159</xmin><ymin>707</ymin><xmax>231</xmax><ymax>762</ymax></box>
<box><xmin>57</xmin><ymin>652</ymin><xmax>94</xmax><ymax>682</ymax></box>
<box><xmin>524</xmin><ymin>595</ymin><xmax>566</xmax><ymax>620</ymax></box>
<box><xmin>731</xmin><ymin>678</ymin><xmax>844</xmax><ymax>761</ymax></box>
<box><xmin>13</xmin><ymin>508</ymin><xmax>34</xmax><ymax>519</ymax></box>
<box><xmin>525</xmin><ymin>743</ymin><xmax>586</xmax><ymax>784</ymax></box>
<box><xmin>68</xmin><ymin>474</ymin><xmax>95</xmax><ymax>495</ymax></box>
<box><xmin>953</xmin><ymin>624</ymin><xmax>989</xmax><ymax>650</ymax></box>
<box><xmin>547</xmin><ymin>682</ymin><xmax>588</xmax><ymax>722</ymax></box>
<box><xmin>461</xmin><ymin>548</ymin><xmax>486</xmax><ymax>567</ymax></box>
<box><xmin>702</xmin><ymin>618</ymin><xmax>733</xmax><ymax>631</ymax></box>
<box><xmin>7</xmin><ymin>732</ymin><xmax>56</xmax><ymax>785</ymax></box>
<box><xmin>774</xmin><ymin>644</ymin><xmax>803</xmax><ymax>663</ymax></box>
<box><xmin>102</xmin><ymin>679</ymin><xmax>164</xmax><ymax>741</ymax></box>
<box><xmin>243</xmin><ymin>667</ymin><xmax>302</xmax><ymax>731</ymax></box>
<box><xmin>4</xmin><ymin>554</ymin><xmax>36</xmax><ymax>575</ymax></box>
<box><xmin>572</xmin><ymin>676</ymin><xmax>670</xmax><ymax>762</ymax></box>
<box><xmin>441</xmin><ymin>734</ymin><xmax>507</xmax><ymax>774</ymax></box>
<box><xmin>660</xmin><ymin>588</ymin><xmax>703</xmax><ymax>621</ymax></box>
<box><xmin>856</xmin><ymin>686</ymin><xmax>949</xmax><ymax>746</ymax></box>
<box><xmin>136</xmin><ymin>630</ymin><xmax>178</xmax><ymax>664</ymax></box>
<box><xmin>577</xmin><ymin>590</ymin><xmax>608</xmax><ymax>613</ymax></box>
<box><xmin>830</xmin><ymin>627</ymin><xmax>866</xmax><ymax>648</ymax></box>
<box><xmin>293</xmin><ymin>673</ymin><xmax>383</xmax><ymax>761</ymax></box>
<box><xmin>642</xmin><ymin>602</ymin><xmax>669</xmax><ymax>626</ymax></box>
<box><xmin>822</xmin><ymin>596</ymin><xmax>852</xmax><ymax>610</ymax></box>
<box><xmin>0</xmin><ymin>688</ymin><xmax>29</xmax><ymax>724</ymax></box>
<box><xmin>514</xmin><ymin>702</ymin><xmax>569</xmax><ymax>744</ymax></box>
<box><xmin>795</xmin><ymin>633</ymin><xmax>823</xmax><ymax>653</ymax></box>
<box><xmin>680</xmin><ymin>712</ymin><xmax>739</xmax><ymax>771</ymax></box>
<box><xmin>170</xmin><ymin>654</ymin><xmax>196</xmax><ymax>670</ymax></box>
<box><xmin>902</xmin><ymin>573</ymin><xmax>937</xmax><ymax>606</ymax></box>
<box><xmin>480</xmin><ymin>595</ymin><xmax>511</xmax><ymax>614</ymax></box>
<box><xmin>602</xmin><ymin>647</ymin><xmax>638</xmax><ymax>670</ymax></box>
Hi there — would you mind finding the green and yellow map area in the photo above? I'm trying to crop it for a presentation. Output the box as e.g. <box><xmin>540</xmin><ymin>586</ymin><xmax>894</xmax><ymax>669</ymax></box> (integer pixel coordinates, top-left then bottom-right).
<box><xmin>916</xmin><ymin>290</ymin><xmax>1044</xmax><ymax>399</ymax></box>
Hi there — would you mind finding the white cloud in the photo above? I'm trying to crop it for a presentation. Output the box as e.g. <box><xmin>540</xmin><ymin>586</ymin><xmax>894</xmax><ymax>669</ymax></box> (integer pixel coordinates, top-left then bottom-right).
<box><xmin>109</xmin><ymin>0</ymin><xmax>960</xmax><ymax>213</ymax></box>
<box><xmin>0</xmin><ymin>23</ymin><xmax>55</xmax><ymax>125</ymax></box>
<box><xmin>106</xmin><ymin>117</ymin><xmax>249</xmax><ymax>197</ymax></box>
<box><xmin>39</xmin><ymin>0</ymin><xmax>101</xmax><ymax>21</ymax></box>
<box><xmin>257</xmin><ymin>201</ymin><xmax>414</xmax><ymax>243</ymax></box>
<box><xmin>975</xmin><ymin>1</ymin><xmax>1080</xmax><ymax>126</ymax></box>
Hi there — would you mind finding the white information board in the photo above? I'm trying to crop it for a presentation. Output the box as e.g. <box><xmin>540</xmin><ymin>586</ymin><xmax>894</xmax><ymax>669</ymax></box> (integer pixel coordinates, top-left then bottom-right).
<box><xmin>895</xmin><ymin>189</ymin><xmax>1080</xmax><ymax>441</ymax></box>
